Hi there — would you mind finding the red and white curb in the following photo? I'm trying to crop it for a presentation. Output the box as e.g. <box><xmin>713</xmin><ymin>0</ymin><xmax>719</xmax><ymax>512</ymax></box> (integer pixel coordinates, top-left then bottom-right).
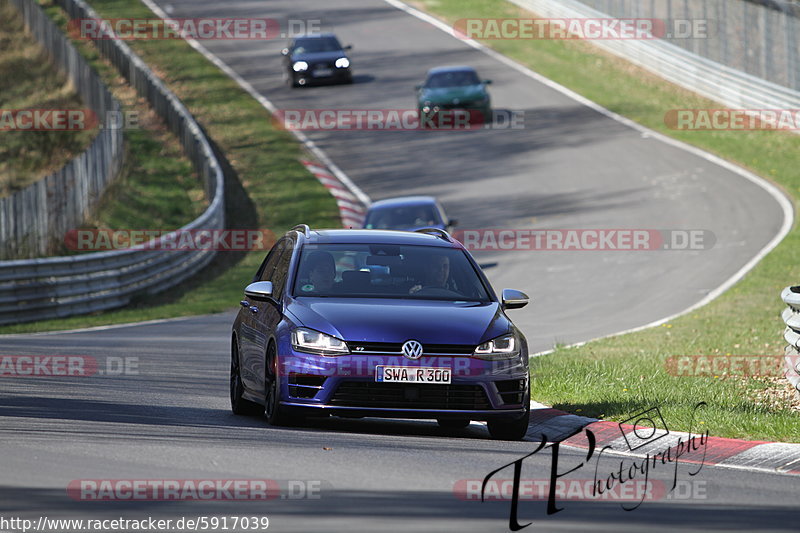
<box><xmin>302</xmin><ymin>160</ymin><xmax>368</xmax><ymax>229</ymax></box>
<box><xmin>523</xmin><ymin>404</ymin><xmax>800</xmax><ymax>476</ymax></box>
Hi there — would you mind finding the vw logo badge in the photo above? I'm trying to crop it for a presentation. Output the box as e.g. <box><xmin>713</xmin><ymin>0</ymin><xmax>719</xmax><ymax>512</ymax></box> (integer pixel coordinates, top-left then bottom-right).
<box><xmin>402</xmin><ymin>340</ymin><xmax>423</xmax><ymax>360</ymax></box>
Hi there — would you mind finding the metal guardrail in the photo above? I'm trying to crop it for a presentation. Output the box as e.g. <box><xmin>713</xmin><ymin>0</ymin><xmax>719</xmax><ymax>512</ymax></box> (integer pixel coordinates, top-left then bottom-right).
<box><xmin>781</xmin><ymin>286</ymin><xmax>800</xmax><ymax>398</ymax></box>
<box><xmin>575</xmin><ymin>0</ymin><xmax>799</xmax><ymax>93</ymax></box>
<box><xmin>509</xmin><ymin>0</ymin><xmax>800</xmax><ymax>120</ymax></box>
<box><xmin>2</xmin><ymin>0</ymin><xmax>123</xmax><ymax>259</ymax></box>
<box><xmin>0</xmin><ymin>0</ymin><xmax>225</xmax><ymax>326</ymax></box>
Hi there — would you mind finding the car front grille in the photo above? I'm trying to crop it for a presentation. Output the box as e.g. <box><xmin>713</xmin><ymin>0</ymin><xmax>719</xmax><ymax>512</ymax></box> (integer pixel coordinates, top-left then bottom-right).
<box><xmin>435</xmin><ymin>103</ymin><xmax>483</xmax><ymax>110</ymax></box>
<box><xmin>346</xmin><ymin>342</ymin><xmax>475</xmax><ymax>356</ymax></box>
<box><xmin>330</xmin><ymin>381</ymin><xmax>491</xmax><ymax>410</ymax></box>
<box><xmin>310</xmin><ymin>61</ymin><xmax>334</xmax><ymax>69</ymax></box>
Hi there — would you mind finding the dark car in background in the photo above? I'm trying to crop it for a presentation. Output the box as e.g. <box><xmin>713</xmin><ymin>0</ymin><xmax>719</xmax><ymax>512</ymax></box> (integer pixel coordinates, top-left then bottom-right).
<box><xmin>282</xmin><ymin>33</ymin><xmax>353</xmax><ymax>87</ymax></box>
<box><xmin>416</xmin><ymin>66</ymin><xmax>492</xmax><ymax>124</ymax></box>
<box><xmin>230</xmin><ymin>225</ymin><xmax>531</xmax><ymax>440</ymax></box>
<box><xmin>362</xmin><ymin>196</ymin><xmax>457</xmax><ymax>232</ymax></box>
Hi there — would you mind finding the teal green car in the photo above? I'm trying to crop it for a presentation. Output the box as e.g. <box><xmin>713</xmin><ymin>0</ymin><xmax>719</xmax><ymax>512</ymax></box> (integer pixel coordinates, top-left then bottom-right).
<box><xmin>416</xmin><ymin>66</ymin><xmax>492</xmax><ymax>127</ymax></box>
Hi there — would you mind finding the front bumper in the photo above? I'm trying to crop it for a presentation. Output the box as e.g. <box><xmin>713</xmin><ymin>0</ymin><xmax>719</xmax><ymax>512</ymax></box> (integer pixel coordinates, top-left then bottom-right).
<box><xmin>292</xmin><ymin>66</ymin><xmax>352</xmax><ymax>86</ymax></box>
<box><xmin>418</xmin><ymin>104</ymin><xmax>491</xmax><ymax>128</ymax></box>
<box><xmin>276</xmin><ymin>348</ymin><xmax>529</xmax><ymax>420</ymax></box>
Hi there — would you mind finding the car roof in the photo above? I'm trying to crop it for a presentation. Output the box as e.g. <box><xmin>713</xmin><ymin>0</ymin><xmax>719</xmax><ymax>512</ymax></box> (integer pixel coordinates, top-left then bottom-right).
<box><xmin>293</xmin><ymin>33</ymin><xmax>339</xmax><ymax>40</ymax></box>
<box><xmin>367</xmin><ymin>196</ymin><xmax>439</xmax><ymax>210</ymax></box>
<box><xmin>426</xmin><ymin>66</ymin><xmax>477</xmax><ymax>75</ymax></box>
<box><xmin>297</xmin><ymin>229</ymin><xmax>460</xmax><ymax>248</ymax></box>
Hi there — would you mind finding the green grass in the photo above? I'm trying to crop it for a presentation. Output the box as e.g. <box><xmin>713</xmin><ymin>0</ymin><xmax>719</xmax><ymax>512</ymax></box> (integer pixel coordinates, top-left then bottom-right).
<box><xmin>36</xmin><ymin>0</ymin><xmax>204</xmax><ymax>254</ymax></box>
<box><xmin>413</xmin><ymin>0</ymin><xmax>800</xmax><ymax>441</ymax></box>
<box><xmin>0</xmin><ymin>0</ymin><xmax>97</xmax><ymax>196</ymax></box>
<box><xmin>0</xmin><ymin>0</ymin><xmax>339</xmax><ymax>333</ymax></box>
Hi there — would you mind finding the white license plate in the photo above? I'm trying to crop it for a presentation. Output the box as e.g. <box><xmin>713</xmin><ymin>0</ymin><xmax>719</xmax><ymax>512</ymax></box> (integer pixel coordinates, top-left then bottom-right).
<box><xmin>375</xmin><ymin>366</ymin><xmax>451</xmax><ymax>384</ymax></box>
<box><xmin>313</xmin><ymin>68</ymin><xmax>333</xmax><ymax>77</ymax></box>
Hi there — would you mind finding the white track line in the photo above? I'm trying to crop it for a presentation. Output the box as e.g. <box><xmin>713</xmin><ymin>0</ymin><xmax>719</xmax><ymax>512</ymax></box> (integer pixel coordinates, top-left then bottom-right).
<box><xmin>0</xmin><ymin>314</ymin><xmax>209</xmax><ymax>337</ymax></box>
<box><xmin>13</xmin><ymin>0</ymin><xmax>791</xmax><ymax>342</ymax></box>
<box><xmin>384</xmin><ymin>0</ymin><xmax>800</xmax><ymax>467</ymax></box>
<box><xmin>141</xmin><ymin>0</ymin><xmax>371</xmax><ymax>209</ymax></box>
<box><xmin>381</xmin><ymin>0</ymin><xmax>793</xmax><ymax>354</ymax></box>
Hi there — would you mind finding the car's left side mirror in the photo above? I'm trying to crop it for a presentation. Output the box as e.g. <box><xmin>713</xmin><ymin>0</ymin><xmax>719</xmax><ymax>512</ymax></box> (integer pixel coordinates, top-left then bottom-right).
<box><xmin>244</xmin><ymin>281</ymin><xmax>274</xmax><ymax>301</ymax></box>
<box><xmin>483</xmin><ymin>79</ymin><xmax>493</xmax><ymax>85</ymax></box>
<box><xmin>414</xmin><ymin>84</ymin><xmax>422</xmax><ymax>90</ymax></box>
<box><xmin>344</xmin><ymin>44</ymin><xmax>353</xmax><ymax>50</ymax></box>
<box><xmin>448</xmin><ymin>218</ymin><xmax>458</xmax><ymax>228</ymax></box>
<box><xmin>502</xmin><ymin>288</ymin><xmax>529</xmax><ymax>310</ymax></box>
<box><xmin>281</xmin><ymin>48</ymin><xmax>289</xmax><ymax>56</ymax></box>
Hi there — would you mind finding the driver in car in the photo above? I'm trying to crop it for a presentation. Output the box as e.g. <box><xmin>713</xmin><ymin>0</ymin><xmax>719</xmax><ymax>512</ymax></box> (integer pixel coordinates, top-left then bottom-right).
<box><xmin>409</xmin><ymin>254</ymin><xmax>449</xmax><ymax>294</ymax></box>
<box><xmin>300</xmin><ymin>251</ymin><xmax>337</xmax><ymax>293</ymax></box>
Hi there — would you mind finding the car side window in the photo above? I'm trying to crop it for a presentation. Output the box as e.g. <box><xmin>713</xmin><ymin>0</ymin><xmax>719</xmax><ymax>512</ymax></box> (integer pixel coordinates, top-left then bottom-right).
<box><xmin>270</xmin><ymin>239</ymin><xmax>295</xmax><ymax>299</ymax></box>
<box><xmin>254</xmin><ymin>239</ymin><xmax>286</xmax><ymax>282</ymax></box>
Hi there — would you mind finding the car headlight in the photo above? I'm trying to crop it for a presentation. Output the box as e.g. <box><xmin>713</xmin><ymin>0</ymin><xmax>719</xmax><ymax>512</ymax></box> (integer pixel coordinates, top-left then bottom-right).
<box><xmin>292</xmin><ymin>61</ymin><xmax>309</xmax><ymax>72</ymax></box>
<box><xmin>292</xmin><ymin>327</ymin><xmax>349</xmax><ymax>356</ymax></box>
<box><xmin>473</xmin><ymin>333</ymin><xmax>519</xmax><ymax>359</ymax></box>
<box><xmin>335</xmin><ymin>57</ymin><xmax>350</xmax><ymax>68</ymax></box>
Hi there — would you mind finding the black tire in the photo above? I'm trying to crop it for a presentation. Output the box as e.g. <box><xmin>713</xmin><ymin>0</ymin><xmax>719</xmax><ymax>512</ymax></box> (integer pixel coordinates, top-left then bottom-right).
<box><xmin>437</xmin><ymin>418</ymin><xmax>470</xmax><ymax>429</ymax></box>
<box><xmin>418</xmin><ymin>110</ymin><xmax>432</xmax><ymax>130</ymax></box>
<box><xmin>284</xmin><ymin>71</ymin><xmax>299</xmax><ymax>88</ymax></box>
<box><xmin>230</xmin><ymin>339</ymin><xmax>264</xmax><ymax>416</ymax></box>
<box><xmin>487</xmin><ymin>386</ymin><xmax>530</xmax><ymax>441</ymax></box>
<box><xmin>265</xmin><ymin>342</ymin><xmax>293</xmax><ymax>426</ymax></box>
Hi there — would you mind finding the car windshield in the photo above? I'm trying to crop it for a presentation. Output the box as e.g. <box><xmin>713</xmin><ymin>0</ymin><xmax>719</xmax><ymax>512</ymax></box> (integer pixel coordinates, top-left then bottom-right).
<box><xmin>292</xmin><ymin>37</ymin><xmax>343</xmax><ymax>54</ymax></box>
<box><xmin>364</xmin><ymin>204</ymin><xmax>441</xmax><ymax>230</ymax></box>
<box><xmin>292</xmin><ymin>244</ymin><xmax>491</xmax><ymax>302</ymax></box>
<box><xmin>424</xmin><ymin>70</ymin><xmax>480</xmax><ymax>88</ymax></box>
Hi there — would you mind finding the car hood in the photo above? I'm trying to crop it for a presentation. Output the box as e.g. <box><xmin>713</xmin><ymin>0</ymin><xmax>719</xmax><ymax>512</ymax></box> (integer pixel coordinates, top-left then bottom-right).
<box><xmin>420</xmin><ymin>85</ymin><xmax>487</xmax><ymax>104</ymax></box>
<box><xmin>287</xmin><ymin>298</ymin><xmax>509</xmax><ymax>345</ymax></box>
<box><xmin>291</xmin><ymin>50</ymin><xmax>348</xmax><ymax>63</ymax></box>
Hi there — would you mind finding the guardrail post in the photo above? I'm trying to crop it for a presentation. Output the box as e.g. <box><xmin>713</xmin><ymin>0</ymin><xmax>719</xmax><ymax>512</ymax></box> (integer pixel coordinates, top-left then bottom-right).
<box><xmin>781</xmin><ymin>286</ymin><xmax>800</xmax><ymax>401</ymax></box>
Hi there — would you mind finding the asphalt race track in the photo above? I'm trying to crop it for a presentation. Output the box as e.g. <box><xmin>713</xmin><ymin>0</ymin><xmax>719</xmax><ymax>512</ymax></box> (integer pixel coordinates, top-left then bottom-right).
<box><xmin>1</xmin><ymin>319</ymin><xmax>798</xmax><ymax>532</ymax></box>
<box><xmin>146</xmin><ymin>0</ymin><xmax>787</xmax><ymax>349</ymax></box>
<box><xmin>0</xmin><ymin>0</ymin><xmax>794</xmax><ymax>531</ymax></box>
